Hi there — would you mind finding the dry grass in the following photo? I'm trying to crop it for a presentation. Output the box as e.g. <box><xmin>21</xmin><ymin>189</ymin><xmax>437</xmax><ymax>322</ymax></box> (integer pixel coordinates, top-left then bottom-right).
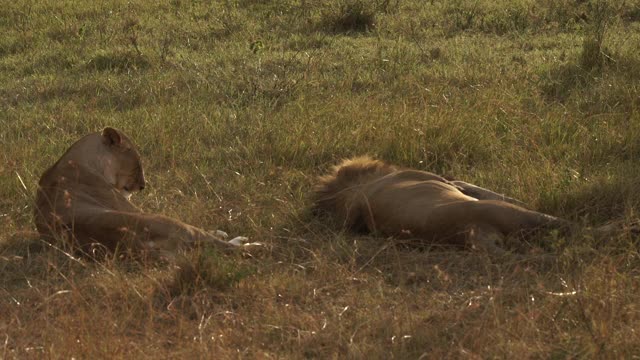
<box><xmin>2</xmin><ymin>0</ymin><xmax>640</xmax><ymax>358</ymax></box>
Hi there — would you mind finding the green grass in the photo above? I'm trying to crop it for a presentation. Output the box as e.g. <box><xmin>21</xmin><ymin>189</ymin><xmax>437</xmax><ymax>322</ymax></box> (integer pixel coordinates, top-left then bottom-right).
<box><xmin>2</xmin><ymin>0</ymin><xmax>640</xmax><ymax>357</ymax></box>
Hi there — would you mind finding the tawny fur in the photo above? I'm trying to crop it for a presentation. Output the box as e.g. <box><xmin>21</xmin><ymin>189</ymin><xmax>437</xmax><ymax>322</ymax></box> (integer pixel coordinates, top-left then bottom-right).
<box><xmin>314</xmin><ymin>156</ymin><xmax>572</xmax><ymax>253</ymax></box>
<box><xmin>35</xmin><ymin>127</ymin><xmax>241</xmax><ymax>257</ymax></box>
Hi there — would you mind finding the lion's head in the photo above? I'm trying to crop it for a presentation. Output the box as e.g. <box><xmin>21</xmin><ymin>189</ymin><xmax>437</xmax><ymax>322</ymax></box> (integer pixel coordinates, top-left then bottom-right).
<box><xmin>42</xmin><ymin>127</ymin><xmax>147</xmax><ymax>199</ymax></box>
<box><xmin>98</xmin><ymin>127</ymin><xmax>146</xmax><ymax>197</ymax></box>
<box><xmin>312</xmin><ymin>156</ymin><xmax>397</xmax><ymax>218</ymax></box>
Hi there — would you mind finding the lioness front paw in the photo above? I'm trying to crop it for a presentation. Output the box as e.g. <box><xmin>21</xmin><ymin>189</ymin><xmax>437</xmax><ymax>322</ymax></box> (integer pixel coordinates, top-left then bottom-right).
<box><xmin>228</xmin><ymin>236</ymin><xmax>265</xmax><ymax>250</ymax></box>
<box><xmin>213</xmin><ymin>230</ymin><xmax>229</xmax><ymax>239</ymax></box>
<box><xmin>204</xmin><ymin>229</ymin><xmax>230</xmax><ymax>241</ymax></box>
<box><xmin>228</xmin><ymin>236</ymin><xmax>249</xmax><ymax>246</ymax></box>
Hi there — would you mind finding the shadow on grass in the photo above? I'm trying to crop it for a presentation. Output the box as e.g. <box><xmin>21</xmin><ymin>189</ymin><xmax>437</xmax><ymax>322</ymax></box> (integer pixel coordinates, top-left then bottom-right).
<box><xmin>0</xmin><ymin>231</ymin><xmax>47</xmax><ymax>260</ymax></box>
<box><xmin>318</xmin><ymin>0</ymin><xmax>376</xmax><ymax>34</ymax></box>
<box><xmin>1</xmin><ymin>79</ymin><xmax>148</xmax><ymax>111</ymax></box>
<box><xmin>150</xmin><ymin>248</ymin><xmax>256</xmax><ymax>317</ymax></box>
<box><xmin>86</xmin><ymin>50</ymin><xmax>151</xmax><ymax>73</ymax></box>
<box><xmin>162</xmin><ymin>249</ymin><xmax>255</xmax><ymax>296</ymax></box>
<box><xmin>0</xmin><ymin>231</ymin><xmax>89</xmax><ymax>294</ymax></box>
<box><xmin>0</xmin><ymin>230</ymin><xmax>253</xmax><ymax>307</ymax></box>
<box><xmin>555</xmin><ymin>177</ymin><xmax>640</xmax><ymax>224</ymax></box>
<box><xmin>540</xmin><ymin>51</ymin><xmax>640</xmax><ymax>107</ymax></box>
<box><xmin>535</xmin><ymin>166</ymin><xmax>640</xmax><ymax>230</ymax></box>
<box><xmin>540</xmin><ymin>62</ymin><xmax>593</xmax><ymax>103</ymax></box>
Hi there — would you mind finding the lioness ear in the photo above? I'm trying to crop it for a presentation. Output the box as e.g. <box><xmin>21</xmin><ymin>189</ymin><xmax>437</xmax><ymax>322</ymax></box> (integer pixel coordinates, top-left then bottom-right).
<box><xmin>102</xmin><ymin>127</ymin><xmax>122</xmax><ymax>146</ymax></box>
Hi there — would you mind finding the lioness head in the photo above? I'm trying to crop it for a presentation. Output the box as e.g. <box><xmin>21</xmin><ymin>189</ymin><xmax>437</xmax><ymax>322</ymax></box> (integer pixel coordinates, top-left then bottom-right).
<box><xmin>100</xmin><ymin>127</ymin><xmax>146</xmax><ymax>197</ymax></box>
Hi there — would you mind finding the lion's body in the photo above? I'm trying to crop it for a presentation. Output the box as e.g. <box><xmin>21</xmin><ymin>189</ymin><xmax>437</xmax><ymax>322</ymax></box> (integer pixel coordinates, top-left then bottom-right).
<box><xmin>314</xmin><ymin>157</ymin><xmax>571</xmax><ymax>253</ymax></box>
<box><xmin>35</xmin><ymin>128</ymin><xmax>237</xmax><ymax>256</ymax></box>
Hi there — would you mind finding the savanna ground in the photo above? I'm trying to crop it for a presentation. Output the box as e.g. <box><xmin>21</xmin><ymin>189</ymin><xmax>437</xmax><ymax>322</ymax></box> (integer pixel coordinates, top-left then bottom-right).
<box><xmin>2</xmin><ymin>0</ymin><xmax>640</xmax><ymax>358</ymax></box>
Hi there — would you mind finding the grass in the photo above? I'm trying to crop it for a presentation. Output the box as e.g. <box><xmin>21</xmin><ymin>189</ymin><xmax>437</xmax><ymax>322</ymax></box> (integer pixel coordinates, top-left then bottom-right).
<box><xmin>2</xmin><ymin>0</ymin><xmax>640</xmax><ymax>357</ymax></box>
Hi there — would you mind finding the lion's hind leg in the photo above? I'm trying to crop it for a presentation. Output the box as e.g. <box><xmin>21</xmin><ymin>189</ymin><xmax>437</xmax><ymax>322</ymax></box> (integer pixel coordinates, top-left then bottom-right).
<box><xmin>425</xmin><ymin>200</ymin><xmax>573</xmax><ymax>247</ymax></box>
<box><xmin>450</xmin><ymin>180</ymin><xmax>528</xmax><ymax>208</ymax></box>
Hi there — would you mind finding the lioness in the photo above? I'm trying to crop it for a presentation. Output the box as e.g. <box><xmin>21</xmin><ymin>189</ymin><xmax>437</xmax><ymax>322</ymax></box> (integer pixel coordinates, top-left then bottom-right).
<box><xmin>35</xmin><ymin>127</ymin><xmax>247</xmax><ymax>257</ymax></box>
<box><xmin>313</xmin><ymin>156</ymin><xmax>577</xmax><ymax>254</ymax></box>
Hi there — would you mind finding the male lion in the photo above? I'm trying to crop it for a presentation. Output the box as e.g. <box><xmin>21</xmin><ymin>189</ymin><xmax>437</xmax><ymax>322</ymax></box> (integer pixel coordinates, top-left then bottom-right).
<box><xmin>313</xmin><ymin>156</ymin><xmax>578</xmax><ymax>254</ymax></box>
<box><xmin>35</xmin><ymin>127</ymin><xmax>247</xmax><ymax>257</ymax></box>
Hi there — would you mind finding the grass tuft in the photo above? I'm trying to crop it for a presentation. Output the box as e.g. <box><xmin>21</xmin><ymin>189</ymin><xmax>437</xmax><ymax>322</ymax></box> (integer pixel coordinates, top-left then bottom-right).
<box><xmin>579</xmin><ymin>0</ymin><xmax>616</xmax><ymax>71</ymax></box>
<box><xmin>323</xmin><ymin>0</ymin><xmax>377</xmax><ymax>33</ymax></box>
<box><xmin>163</xmin><ymin>249</ymin><xmax>254</xmax><ymax>296</ymax></box>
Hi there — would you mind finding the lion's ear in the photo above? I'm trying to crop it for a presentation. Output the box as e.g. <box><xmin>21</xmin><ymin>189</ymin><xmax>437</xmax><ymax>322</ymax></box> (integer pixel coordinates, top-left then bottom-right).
<box><xmin>102</xmin><ymin>127</ymin><xmax>122</xmax><ymax>146</ymax></box>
